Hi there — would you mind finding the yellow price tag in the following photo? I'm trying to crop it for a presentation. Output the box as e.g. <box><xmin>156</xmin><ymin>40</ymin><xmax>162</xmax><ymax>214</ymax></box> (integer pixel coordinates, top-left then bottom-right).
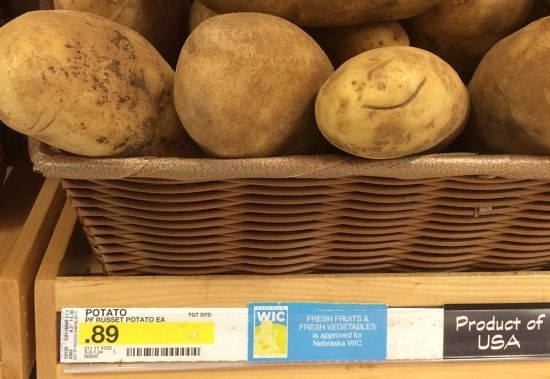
<box><xmin>78</xmin><ymin>322</ymin><xmax>215</xmax><ymax>346</ymax></box>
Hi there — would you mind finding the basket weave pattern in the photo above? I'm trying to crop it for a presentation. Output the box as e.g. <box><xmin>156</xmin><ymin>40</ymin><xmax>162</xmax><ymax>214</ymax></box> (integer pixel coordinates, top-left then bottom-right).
<box><xmin>62</xmin><ymin>175</ymin><xmax>550</xmax><ymax>275</ymax></box>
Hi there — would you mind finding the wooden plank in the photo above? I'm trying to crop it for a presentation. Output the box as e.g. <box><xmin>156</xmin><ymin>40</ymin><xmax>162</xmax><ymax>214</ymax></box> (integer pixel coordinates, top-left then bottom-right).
<box><xmin>54</xmin><ymin>271</ymin><xmax>550</xmax><ymax>308</ymax></box>
<box><xmin>0</xmin><ymin>179</ymin><xmax>64</xmax><ymax>379</ymax></box>
<box><xmin>37</xmin><ymin>201</ymin><xmax>550</xmax><ymax>379</ymax></box>
<box><xmin>0</xmin><ymin>152</ymin><xmax>54</xmax><ymax>379</ymax></box>
<box><xmin>52</xmin><ymin>360</ymin><xmax>550</xmax><ymax>379</ymax></box>
<box><xmin>35</xmin><ymin>202</ymin><xmax>78</xmax><ymax>379</ymax></box>
<box><xmin>1</xmin><ymin>178</ymin><xmax>64</xmax><ymax>278</ymax></box>
<box><xmin>0</xmin><ymin>154</ymin><xmax>42</xmax><ymax>270</ymax></box>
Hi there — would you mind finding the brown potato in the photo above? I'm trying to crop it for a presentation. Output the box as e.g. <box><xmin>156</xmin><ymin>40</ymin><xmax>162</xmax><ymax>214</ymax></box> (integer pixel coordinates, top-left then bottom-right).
<box><xmin>0</xmin><ymin>10</ymin><xmax>198</xmax><ymax>157</ymax></box>
<box><xmin>406</xmin><ymin>0</ymin><xmax>534</xmax><ymax>81</ymax></box>
<box><xmin>308</xmin><ymin>21</ymin><xmax>409</xmax><ymax>67</ymax></box>
<box><xmin>466</xmin><ymin>16</ymin><xmax>550</xmax><ymax>154</ymax></box>
<box><xmin>53</xmin><ymin>0</ymin><xmax>190</xmax><ymax>66</ymax></box>
<box><xmin>174</xmin><ymin>13</ymin><xmax>334</xmax><ymax>158</ymax></box>
<box><xmin>189</xmin><ymin>0</ymin><xmax>218</xmax><ymax>32</ymax></box>
<box><xmin>315</xmin><ymin>46</ymin><xmax>469</xmax><ymax>159</ymax></box>
<box><xmin>200</xmin><ymin>0</ymin><xmax>442</xmax><ymax>27</ymax></box>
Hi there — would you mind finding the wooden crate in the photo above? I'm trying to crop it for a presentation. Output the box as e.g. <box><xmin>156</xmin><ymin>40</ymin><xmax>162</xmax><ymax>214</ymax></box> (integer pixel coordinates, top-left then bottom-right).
<box><xmin>0</xmin><ymin>153</ymin><xmax>65</xmax><ymax>379</ymax></box>
<box><xmin>35</xmin><ymin>200</ymin><xmax>550</xmax><ymax>379</ymax></box>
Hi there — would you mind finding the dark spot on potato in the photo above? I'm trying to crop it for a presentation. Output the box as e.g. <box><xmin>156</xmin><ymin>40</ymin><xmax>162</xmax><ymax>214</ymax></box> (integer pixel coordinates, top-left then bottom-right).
<box><xmin>336</xmin><ymin>121</ymin><xmax>349</xmax><ymax>132</ymax></box>
<box><xmin>111</xmin><ymin>31</ymin><xmax>136</xmax><ymax>59</ymax></box>
<box><xmin>79</xmin><ymin>122</ymin><xmax>86</xmax><ymax>130</ymax></box>
<box><xmin>157</xmin><ymin>89</ymin><xmax>171</xmax><ymax>110</ymax></box>
<box><xmin>369</xmin><ymin>144</ymin><xmax>383</xmax><ymax>152</ymax></box>
<box><xmin>96</xmin><ymin>136</ymin><xmax>109</xmax><ymax>144</ymax></box>
<box><xmin>59</xmin><ymin>67</ymin><xmax>69</xmax><ymax>78</ymax></box>
<box><xmin>337</xmin><ymin>98</ymin><xmax>348</xmax><ymax>114</ymax></box>
<box><xmin>92</xmin><ymin>75</ymin><xmax>108</xmax><ymax>93</ymax></box>
<box><xmin>69</xmin><ymin>66</ymin><xmax>82</xmax><ymax>78</ymax></box>
<box><xmin>142</xmin><ymin>117</ymin><xmax>156</xmax><ymax>130</ymax></box>
<box><xmin>393</xmin><ymin>33</ymin><xmax>400</xmax><ymax>41</ymax></box>
<box><xmin>377</xmin><ymin>82</ymin><xmax>387</xmax><ymax>90</ymax></box>
<box><xmin>114</xmin><ymin>139</ymin><xmax>129</xmax><ymax>150</ymax></box>
<box><xmin>117</xmin><ymin>95</ymin><xmax>137</xmax><ymax>110</ymax></box>
<box><xmin>425</xmin><ymin>120</ymin><xmax>436</xmax><ymax>129</ymax></box>
<box><xmin>373</xmin><ymin>124</ymin><xmax>408</xmax><ymax>146</ymax></box>
<box><xmin>107</xmin><ymin>59</ymin><xmax>122</xmax><ymax>76</ymax></box>
<box><xmin>128</xmin><ymin>70</ymin><xmax>146</xmax><ymax>91</ymax></box>
<box><xmin>352</xmin><ymin>80</ymin><xmax>366</xmax><ymax>92</ymax></box>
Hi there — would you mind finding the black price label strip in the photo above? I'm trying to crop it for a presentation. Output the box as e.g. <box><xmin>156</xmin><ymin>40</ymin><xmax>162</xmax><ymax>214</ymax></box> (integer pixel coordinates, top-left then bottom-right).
<box><xmin>443</xmin><ymin>303</ymin><xmax>550</xmax><ymax>359</ymax></box>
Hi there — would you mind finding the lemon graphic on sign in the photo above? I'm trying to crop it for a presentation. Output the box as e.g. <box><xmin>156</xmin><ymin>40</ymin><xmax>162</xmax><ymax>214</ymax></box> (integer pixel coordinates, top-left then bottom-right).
<box><xmin>254</xmin><ymin>319</ymin><xmax>288</xmax><ymax>357</ymax></box>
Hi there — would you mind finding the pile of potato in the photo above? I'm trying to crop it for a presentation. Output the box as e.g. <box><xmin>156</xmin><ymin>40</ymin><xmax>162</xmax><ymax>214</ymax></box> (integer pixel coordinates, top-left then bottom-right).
<box><xmin>0</xmin><ymin>1</ymin><xmax>548</xmax><ymax>159</ymax></box>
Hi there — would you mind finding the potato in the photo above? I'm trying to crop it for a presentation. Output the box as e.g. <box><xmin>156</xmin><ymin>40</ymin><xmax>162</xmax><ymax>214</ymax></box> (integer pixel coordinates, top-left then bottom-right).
<box><xmin>174</xmin><ymin>13</ymin><xmax>333</xmax><ymax>158</ymax></box>
<box><xmin>200</xmin><ymin>0</ymin><xmax>442</xmax><ymax>27</ymax></box>
<box><xmin>53</xmin><ymin>0</ymin><xmax>190</xmax><ymax>66</ymax></box>
<box><xmin>315</xmin><ymin>46</ymin><xmax>469</xmax><ymax>159</ymax></box>
<box><xmin>406</xmin><ymin>0</ymin><xmax>534</xmax><ymax>81</ymax></box>
<box><xmin>466</xmin><ymin>16</ymin><xmax>550</xmax><ymax>154</ymax></box>
<box><xmin>0</xmin><ymin>10</ymin><xmax>199</xmax><ymax>157</ymax></box>
<box><xmin>308</xmin><ymin>22</ymin><xmax>409</xmax><ymax>67</ymax></box>
<box><xmin>189</xmin><ymin>0</ymin><xmax>218</xmax><ymax>32</ymax></box>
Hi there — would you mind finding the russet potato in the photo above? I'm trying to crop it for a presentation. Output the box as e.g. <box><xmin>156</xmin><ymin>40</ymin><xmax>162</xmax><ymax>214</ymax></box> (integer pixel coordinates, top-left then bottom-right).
<box><xmin>308</xmin><ymin>21</ymin><xmax>409</xmax><ymax>67</ymax></box>
<box><xmin>0</xmin><ymin>10</ymin><xmax>198</xmax><ymax>157</ymax></box>
<box><xmin>174</xmin><ymin>13</ymin><xmax>334</xmax><ymax>158</ymax></box>
<box><xmin>406</xmin><ymin>0</ymin><xmax>534</xmax><ymax>80</ymax></box>
<box><xmin>199</xmin><ymin>0</ymin><xmax>442</xmax><ymax>27</ymax></box>
<box><xmin>315</xmin><ymin>46</ymin><xmax>469</xmax><ymax>159</ymax></box>
<box><xmin>466</xmin><ymin>17</ymin><xmax>550</xmax><ymax>154</ymax></box>
<box><xmin>189</xmin><ymin>0</ymin><xmax>218</xmax><ymax>32</ymax></box>
<box><xmin>53</xmin><ymin>0</ymin><xmax>190</xmax><ymax>65</ymax></box>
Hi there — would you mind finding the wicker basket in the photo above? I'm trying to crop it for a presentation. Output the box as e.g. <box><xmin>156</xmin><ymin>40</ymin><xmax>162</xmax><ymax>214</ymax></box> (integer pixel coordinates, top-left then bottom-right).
<box><xmin>29</xmin><ymin>138</ymin><xmax>550</xmax><ymax>275</ymax></box>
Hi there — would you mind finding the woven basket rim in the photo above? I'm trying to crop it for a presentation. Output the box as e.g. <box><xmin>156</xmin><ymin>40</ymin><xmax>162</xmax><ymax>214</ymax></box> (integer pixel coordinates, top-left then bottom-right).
<box><xmin>28</xmin><ymin>138</ymin><xmax>550</xmax><ymax>181</ymax></box>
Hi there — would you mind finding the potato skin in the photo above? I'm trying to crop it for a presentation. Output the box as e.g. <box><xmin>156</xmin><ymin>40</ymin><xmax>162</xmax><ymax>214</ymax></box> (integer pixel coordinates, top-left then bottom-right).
<box><xmin>315</xmin><ymin>46</ymin><xmax>469</xmax><ymax>159</ymax></box>
<box><xmin>308</xmin><ymin>22</ymin><xmax>409</xmax><ymax>67</ymax></box>
<box><xmin>406</xmin><ymin>0</ymin><xmax>534</xmax><ymax>81</ymax></box>
<box><xmin>54</xmin><ymin>0</ymin><xmax>190</xmax><ymax>66</ymax></box>
<box><xmin>0</xmin><ymin>10</ymin><xmax>197</xmax><ymax>157</ymax></box>
<box><xmin>174</xmin><ymin>13</ymin><xmax>334</xmax><ymax>158</ymax></box>
<box><xmin>466</xmin><ymin>17</ymin><xmax>550</xmax><ymax>154</ymax></box>
<box><xmin>189</xmin><ymin>0</ymin><xmax>218</xmax><ymax>32</ymax></box>
<box><xmin>200</xmin><ymin>0</ymin><xmax>442</xmax><ymax>27</ymax></box>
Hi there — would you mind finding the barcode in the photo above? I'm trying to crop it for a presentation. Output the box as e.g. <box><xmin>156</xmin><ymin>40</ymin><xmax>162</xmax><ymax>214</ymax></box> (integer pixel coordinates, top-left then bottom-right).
<box><xmin>126</xmin><ymin>347</ymin><xmax>201</xmax><ymax>357</ymax></box>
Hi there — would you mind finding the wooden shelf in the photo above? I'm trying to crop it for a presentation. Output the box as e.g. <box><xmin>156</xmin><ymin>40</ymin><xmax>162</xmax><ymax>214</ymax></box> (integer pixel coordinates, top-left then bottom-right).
<box><xmin>35</xmin><ymin>202</ymin><xmax>550</xmax><ymax>379</ymax></box>
<box><xmin>0</xmin><ymin>152</ymin><xmax>65</xmax><ymax>379</ymax></box>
